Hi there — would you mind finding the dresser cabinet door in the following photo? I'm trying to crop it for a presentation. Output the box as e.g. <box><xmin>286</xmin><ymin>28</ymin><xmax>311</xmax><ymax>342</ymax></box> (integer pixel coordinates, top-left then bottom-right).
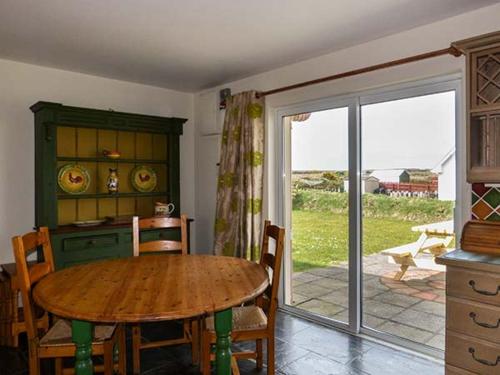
<box><xmin>470</xmin><ymin>46</ymin><xmax>500</xmax><ymax>111</ymax></box>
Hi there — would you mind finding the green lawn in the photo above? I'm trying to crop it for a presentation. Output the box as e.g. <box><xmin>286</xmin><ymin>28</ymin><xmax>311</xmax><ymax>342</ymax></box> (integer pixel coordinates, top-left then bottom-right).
<box><xmin>292</xmin><ymin>210</ymin><xmax>427</xmax><ymax>272</ymax></box>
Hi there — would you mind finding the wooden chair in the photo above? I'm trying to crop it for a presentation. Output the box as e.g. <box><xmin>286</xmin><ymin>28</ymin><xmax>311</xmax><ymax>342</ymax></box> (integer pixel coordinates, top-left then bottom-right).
<box><xmin>201</xmin><ymin>220</ymin><xmax>285</xmax><ymax>375</ymax></box>
<box><xmin>12</xmin><ymin>227</ymin><xmax>126</xmax><ymax>375</ymax></box>
<box><xmin>131</xmin><ymin>214</ymin><xmax>199</xmax><ymax>374</ymax></box>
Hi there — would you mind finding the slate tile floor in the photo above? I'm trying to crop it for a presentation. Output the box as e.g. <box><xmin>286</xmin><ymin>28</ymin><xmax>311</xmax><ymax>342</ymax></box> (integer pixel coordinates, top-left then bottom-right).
<box><xmin>1</xmin><ymin>311</ymin><xmax>444</xmax><ymax>375</ymax></box>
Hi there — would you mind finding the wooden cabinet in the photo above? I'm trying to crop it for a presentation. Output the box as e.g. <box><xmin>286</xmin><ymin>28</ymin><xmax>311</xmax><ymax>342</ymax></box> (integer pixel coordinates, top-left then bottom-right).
<box><xmin>453</xmin><ymin>32</ymin><xmax>500</xmax><ymax>182</ymax></box>
<box><xmin>436</xmin><ymin>250</ymin><xmax>500</xmax><ymax>374</ymax></box>
<box><xmin>31</xmin><ymin>102</ymin><xmax>187</xmax><ymax>269</ymax></box>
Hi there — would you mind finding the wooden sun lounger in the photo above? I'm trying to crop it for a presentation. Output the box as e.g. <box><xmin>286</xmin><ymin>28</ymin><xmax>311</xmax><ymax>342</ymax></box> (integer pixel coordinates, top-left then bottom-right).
<box><xmin>381</xmin><ymin>232</ymin><xmax>454</xmax><ymax>280</ymax></box>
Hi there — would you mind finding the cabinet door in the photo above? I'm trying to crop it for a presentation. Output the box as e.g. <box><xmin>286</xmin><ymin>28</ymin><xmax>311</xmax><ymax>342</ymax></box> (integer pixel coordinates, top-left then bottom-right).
<box><xmin>471</xmin><ymin>46</ymin><xmax>500</xmax><ymax>112</ymax></box>
<box><xmin>468</xmin><ymin>112</ymin><xmax>500</xmax><ymax>182</ymax></box>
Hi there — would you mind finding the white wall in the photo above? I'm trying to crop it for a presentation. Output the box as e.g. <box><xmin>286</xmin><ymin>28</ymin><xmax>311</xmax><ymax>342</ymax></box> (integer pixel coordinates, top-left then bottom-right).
<box><xmin>194</xmin><ymin>3</ymin><xmax>500</xmax><ymax>250</ymax></box>
<box><xmin>438</xmin><ymin>156</ymin><xmax>457</xmax><ymax>201</ymax></box>
<box><xmin>0</xmin><ymin>59</ymin><xmax>195</xmax><ymax>264</ymax></box>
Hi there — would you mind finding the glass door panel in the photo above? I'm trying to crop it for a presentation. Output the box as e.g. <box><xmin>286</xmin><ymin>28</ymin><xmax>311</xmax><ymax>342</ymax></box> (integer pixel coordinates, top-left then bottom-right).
<box><xmin>284</xmin><ymin>107</ymin><xmax>350</xmax><ymax>324</ymax></box>
<box><xmin>360</xmin><ymin>91</ymin><xmax>456</xmax><ymax>350</ymax></box>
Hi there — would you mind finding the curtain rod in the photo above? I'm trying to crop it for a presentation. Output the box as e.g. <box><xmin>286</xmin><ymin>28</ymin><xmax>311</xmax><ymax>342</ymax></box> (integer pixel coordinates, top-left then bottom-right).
<box><xmin>256</xmin><ymin>46</ymin><xmax>462</xmax><ymax>98</ymax></box>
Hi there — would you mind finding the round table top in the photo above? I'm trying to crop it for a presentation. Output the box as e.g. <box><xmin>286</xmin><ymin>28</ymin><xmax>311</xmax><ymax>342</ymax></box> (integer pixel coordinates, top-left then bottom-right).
<box><xmin>33</xmin><ymin>255</ymin><xmax>269</xmax><ymax>323</ymax></box>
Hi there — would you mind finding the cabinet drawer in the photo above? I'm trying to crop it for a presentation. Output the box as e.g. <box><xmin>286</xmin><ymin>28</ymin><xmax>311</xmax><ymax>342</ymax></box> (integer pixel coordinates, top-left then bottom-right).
<box><xmin>447</xmin><ymin>331</ymin><xmax>500</xmax><ymax>374</ymax></box>
<box><xmin>62</xmin><ymin>233</ymin><xmax>119</xmax><ymax>252</ymax></box>
<box><xmin>445</xmin><ymin>365</ymin><xmax>476</xmax><ymax>375</ymax></box>
<box><xmin>447</xmin><ymin>297</ymin><xmax>500</xmax><ymax>342</ymax></box>
<box><xmin>447</xmin><ymin>267</ymin><xmax>500</xmax><ymax>305</ymax></box>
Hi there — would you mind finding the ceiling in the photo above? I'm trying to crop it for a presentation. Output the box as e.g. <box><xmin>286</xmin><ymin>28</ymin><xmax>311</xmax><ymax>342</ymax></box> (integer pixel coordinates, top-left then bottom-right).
<box><xmin>0</xmin><ymin>0</ymin><xmax>497</xmax><ymax>92</ymax></box>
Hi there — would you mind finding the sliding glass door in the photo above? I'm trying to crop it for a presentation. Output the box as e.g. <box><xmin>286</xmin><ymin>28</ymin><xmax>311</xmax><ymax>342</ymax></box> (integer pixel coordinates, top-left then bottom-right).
<box><xmin>283</xmin><ymin>106</ymin><xmax>351</xmax><ymax>325</ymax></box>
<box><xmin>279</xmin><ymin>78</ymin><xmax>460</xmax><ymax>354</ymax></box>
<box><xmin>361</xmin><ymin>91</ymin><xmax>456</xmax><ymax>350</ymax></box>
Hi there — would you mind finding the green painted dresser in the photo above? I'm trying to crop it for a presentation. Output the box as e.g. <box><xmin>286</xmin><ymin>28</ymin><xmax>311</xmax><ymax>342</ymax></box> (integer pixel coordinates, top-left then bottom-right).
<box><xmin>31</xmin><ymin>101</ymin><xmax>187</xmax><ymax>269</ymax></box>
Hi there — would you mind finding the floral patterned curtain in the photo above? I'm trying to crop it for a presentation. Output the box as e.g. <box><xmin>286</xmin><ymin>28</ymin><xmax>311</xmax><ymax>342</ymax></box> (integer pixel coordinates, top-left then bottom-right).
<box><xmin>213</xmin><ymin>91</ymin><xmax>264</xmax><ymax>260</ymax></box>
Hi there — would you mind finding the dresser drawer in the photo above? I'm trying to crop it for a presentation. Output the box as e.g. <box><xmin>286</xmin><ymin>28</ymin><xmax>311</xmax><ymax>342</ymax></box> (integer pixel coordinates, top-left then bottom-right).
<box><xmin>447</xmin><ymin>297</ymin><xmax>500</xmax><ymax>342</ymax></box>
<box><xmin>445</xmin><ymin>365</ymin><xmax>476</xmax><ymax>375</ymax></box>
<box><xmin>447</xmin><ymin>267</ymin><xmax>500</xmax><ymax>305</ymax></box>
<box><xmin>447</xmin><ymin>331</ymin><xmax>500</xmax><ymax>374</ymax></box>
<box><xmin>62</xmin><ymin>233</ymin><xmax>120</xmax><ymax>252</ymax></box>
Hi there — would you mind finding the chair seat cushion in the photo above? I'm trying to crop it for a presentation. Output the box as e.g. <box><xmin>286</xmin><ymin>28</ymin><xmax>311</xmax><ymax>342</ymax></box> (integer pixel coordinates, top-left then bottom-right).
<box><xmin>206</xmin><ymin>306</ymin><xmax>267</xmax><ymax>332</ymax></box>
<box><xmin>39</xmin><ymin>319</ymin><xmax>116</xmax><ymax>347</ymax></box>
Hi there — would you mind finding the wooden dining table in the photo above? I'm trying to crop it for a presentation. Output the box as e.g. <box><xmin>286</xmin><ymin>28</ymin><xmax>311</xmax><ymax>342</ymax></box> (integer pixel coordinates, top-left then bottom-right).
<box><xmin>33</xmin><ymin>254</ymin><xmax>269</xmax><ymax>375</ymax></box>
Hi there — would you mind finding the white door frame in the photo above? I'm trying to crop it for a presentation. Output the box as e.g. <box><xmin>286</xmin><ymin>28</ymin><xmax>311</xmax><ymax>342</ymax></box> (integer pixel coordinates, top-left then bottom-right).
<box><xmin>277</xmin><ymin>96</ymin><xmax>359</xmax><ymax>333</ymax></box>
<box><xmin>273</xmin><ymin>74</ymin><xmax>465</xmax><ymax>357</ymax></box>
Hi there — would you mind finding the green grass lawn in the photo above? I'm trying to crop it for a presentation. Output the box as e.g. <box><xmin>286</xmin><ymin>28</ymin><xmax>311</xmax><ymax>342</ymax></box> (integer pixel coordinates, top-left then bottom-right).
<box><xmin>292</xmin><ymin>210</ymin><xmax>427</xmax><ymax>272</ymax></box>
<box><xmin>291</xmin><ymin>190</ymin><xmax>454</xmax><ymax>272</ymax></box>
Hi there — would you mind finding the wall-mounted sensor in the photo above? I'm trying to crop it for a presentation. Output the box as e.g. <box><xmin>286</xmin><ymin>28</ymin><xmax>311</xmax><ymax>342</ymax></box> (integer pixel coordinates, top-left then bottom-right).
<box><xmin>219</xmin><ymin>88</ymin><xmax>231</xmax><ymax>110</ymax></box>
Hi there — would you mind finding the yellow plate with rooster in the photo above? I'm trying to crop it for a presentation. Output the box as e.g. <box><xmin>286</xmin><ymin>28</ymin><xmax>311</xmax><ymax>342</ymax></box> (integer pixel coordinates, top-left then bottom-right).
<box><xmin>131</xmin><ymin>165</ymin><xmax>157</xmax><ymax>192</ymax></box>
<box><xmin>58</xmin><ymin>164</ymin><xmax>91</xmax><ymax>194</ymax></box>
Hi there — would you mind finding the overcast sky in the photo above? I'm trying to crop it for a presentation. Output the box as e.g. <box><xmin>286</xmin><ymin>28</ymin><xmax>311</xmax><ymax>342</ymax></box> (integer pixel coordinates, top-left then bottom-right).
<box><xmin>291</xmin><ymin>91</ymin><xmax>455</xmax><ymax>171</ymax></box>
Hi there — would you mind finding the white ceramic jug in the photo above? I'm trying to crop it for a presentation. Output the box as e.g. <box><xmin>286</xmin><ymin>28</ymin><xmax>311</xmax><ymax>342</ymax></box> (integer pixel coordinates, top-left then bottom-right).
<box><xmin>154</xmin><ymin>202</ymin><xmax>175</xmax><ymax>217</ymax></box>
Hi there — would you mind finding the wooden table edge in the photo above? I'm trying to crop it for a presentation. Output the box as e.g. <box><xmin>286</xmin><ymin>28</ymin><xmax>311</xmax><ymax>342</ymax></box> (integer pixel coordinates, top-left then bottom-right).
<box><xmin>32</xmin><ymin>255</ymin><xmax>270</xmax><ymax>323</ymax></box>
<box><xmin>33</xmin><ymin>279</ymin><xmax>269</xmax><ymax>323</ymax></box>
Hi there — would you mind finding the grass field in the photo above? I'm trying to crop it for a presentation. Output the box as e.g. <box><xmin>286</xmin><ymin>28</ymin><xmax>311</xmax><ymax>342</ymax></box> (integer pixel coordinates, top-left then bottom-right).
<box><xmin>292</xmin><ymin>211</ymin><xmax>426</xmax><ymax>271</ymax></box>
<box><xmin>291</xmin><ymin>190</ymin><xmax>454</xmax><ymax>272</ymax></box>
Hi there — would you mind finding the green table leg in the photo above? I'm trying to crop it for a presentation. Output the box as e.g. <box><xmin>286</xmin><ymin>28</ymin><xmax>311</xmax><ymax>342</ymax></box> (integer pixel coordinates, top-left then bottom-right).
<box><xmin>214</xmin><ymin>308</ymin><xmax>232</xmax><ymax>375</ymax></box>
<box><xmin>72</xmin><ymin>320</ymin><xmax>93</xmax><ymax>375</ymax></box>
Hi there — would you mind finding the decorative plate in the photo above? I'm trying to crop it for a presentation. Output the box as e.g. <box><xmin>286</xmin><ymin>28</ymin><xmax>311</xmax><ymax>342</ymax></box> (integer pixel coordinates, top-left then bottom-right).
<box><xmin>58</xmin><ymin>164</ymin><xmax>91</xmax><ymax>194</ymax></box>
<box><xmin>130</xmin><ymin>165</ymin><xmax>157</xmax><ymax>192</ymax></box>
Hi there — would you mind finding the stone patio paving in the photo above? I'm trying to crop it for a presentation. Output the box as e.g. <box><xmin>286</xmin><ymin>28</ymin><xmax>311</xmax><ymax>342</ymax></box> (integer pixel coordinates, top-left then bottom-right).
<box><xmin>291</xmin><ymin>253</ymin><xmax>446</xmax><ymax>350</ymax></box>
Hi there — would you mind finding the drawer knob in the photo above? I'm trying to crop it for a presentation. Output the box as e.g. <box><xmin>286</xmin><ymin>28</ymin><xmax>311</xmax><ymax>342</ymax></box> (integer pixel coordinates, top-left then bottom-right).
<box><xmin>469</xmin><ymin>312</ymin><xmax>500</xmax><ymax>329</ymax></box>
<box><xmin>468</xmin><ymin>347</ymin><xmax>500</xmax><ymax>367</ymax></box>
<box><xmin>86</xmin><ymin>240</ymin><xmax>97</xmax><ymax>247</ymax></box>
<box><xmin>468</xmin><ymin>280</ymin><xmax>500</xmax><ymax>296</ymax></box>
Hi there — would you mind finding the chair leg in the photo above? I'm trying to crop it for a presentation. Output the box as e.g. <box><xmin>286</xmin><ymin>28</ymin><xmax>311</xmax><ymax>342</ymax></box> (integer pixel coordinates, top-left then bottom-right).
<box><xmin>231</xmin><ymin>356</ymin><xmax>241</xmax><ymax>375</ymax></box>
<box><xmin>103</xmin><ymin>340</ymin><xmax>114</xmax><ymax>375</ymax></box>
<box><xmin>191</xmin><ymin>318</ymin><xmax>200</xmax><ymax>364</ymax></box>
<box><xmin>132</xmin><ymin>324</ymin><xmax>142</xmax><ymax>375</ymax></box>
<box><xmin>256</xmin><ymin>339</ymin><xmax>263</xmax><ymax>370</ymax></box>
<box><xmin>118</xmin><ymin>325</ymin><xmax>127</xmax><ymax>375</ymax></box>
<box><xmin>54</xmin><ymin>357</ymin><xmax>63</xmax><ymax>375</ymax></box>
<box><xmin>267</xmin><ymin>335</ymin><xmax>275</xmax><ymax>375</ymax></box>
<box><xmin>201</xmin><ymin>331</ymin><xmax>211</xmax><ymax>375</ymax></box>
<box><xmin>28</xmin><ymin>343</ymin><xmax>40</xmax><ymax>375</ymax></box>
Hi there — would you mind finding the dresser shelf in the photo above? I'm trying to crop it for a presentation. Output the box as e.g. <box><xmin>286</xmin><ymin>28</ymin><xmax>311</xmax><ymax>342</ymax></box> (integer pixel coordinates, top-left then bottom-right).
<box><xmin>57</xmin><ymin>192</ymin><xmax>168</xmax><ymax>200</ymax></box>
<box><xmin>57</xmin><ymin>156</ymin><xmax>169</xmax><ymax>165</ymax></box>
